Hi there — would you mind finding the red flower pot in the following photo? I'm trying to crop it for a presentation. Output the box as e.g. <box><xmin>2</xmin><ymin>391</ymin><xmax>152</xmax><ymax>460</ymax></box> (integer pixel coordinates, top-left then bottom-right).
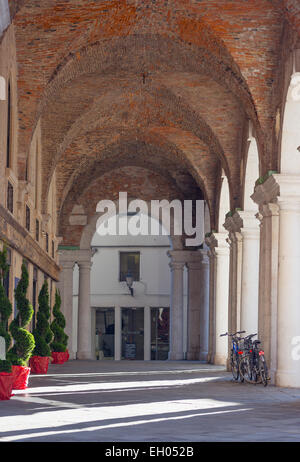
<box><xmin>51</xmin><ymin>351</ymin><xmax>66</xmax><ymax>364</ymax></box>
<box><xmin>29</xmin><ymin>356</ymin><xmax>50</xmax><ymax>374</ymax></box>
<box><xmin>12</xmin><ymin>365</ymin><xmax>31</xmax><ymax>390</ymax></box>
<box><xmin>65</xmin><ymin>349</ymin><xmax>69</xmax><ymax>361</ymax></box>
<box><xmin>0</xmin><ymin>373</ymin><xmax>14</xmax><ymax>400</ymax></box>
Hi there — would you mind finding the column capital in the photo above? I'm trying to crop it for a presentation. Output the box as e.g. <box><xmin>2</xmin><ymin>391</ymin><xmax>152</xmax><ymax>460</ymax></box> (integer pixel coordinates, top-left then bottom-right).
<box><xmin>59</xmin><ymin>260</ymin><xmax>75</xmax><ymax>270</ymax></box>
<box><xmin>233</xmin><ymin>210</ymin><xmax>260</xmax><ymax>239</ymax></box>
<box><xmin>252</xmin><ymin>173</ymin><xmax>300</xmax><ymax>209</ymax></box>
<box><xmin>206</xmin><ymin>232</ymin><xmax>229</xmax><ymax>254</ymax></box>
<box><xmin>261</xmin><ymin>202</ymin><xmax>279</xmax><ymax>218</ymax></box>
<box><xmin>167</xmin><ymin>249</ymin><xmax>189</xmax><ymax>265</ymax></box>
<box><xmin>169</xmin><ymin>260</ymin><xmax>185</xmax><ymax>271</ymax></box>
<box><xmin>78</xmin><ymin>260</ymin><xmax>92</xmax><ymax>270</ymax></box>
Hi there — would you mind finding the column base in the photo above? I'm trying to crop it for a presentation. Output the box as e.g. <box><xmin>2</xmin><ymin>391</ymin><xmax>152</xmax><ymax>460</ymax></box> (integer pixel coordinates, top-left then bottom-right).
<box><xmin>68</xmin><ymin>350</ymin><xmax>77</xmax><ymax>360</ymax></box>
<box><xmin>214</xmin><ymin>353</ymin><xmax>227</xmax><ymax>366</ymax></box>
<box><xmin>276</xmin><ymin>368</ymin><xmax>300</xmax><ymax>388</ymax></box>
<box><xmin>187</xmin><ymin>350</ymin><xmax>199</xmax><ymax>360</ymax></box>
<box><xmin>199</xmin><ymin>351</ymin><xmax>208</xmax><ymax>362</ymax></box>
<box><xmin>76</xmin><ymin>351</ymin><xmax>94</xmax><ymax>360</ymax></box>
<box><xmin>168</xmin><ymin>351</ymin><xmax>185</xmax><ymax>360</ymax></box>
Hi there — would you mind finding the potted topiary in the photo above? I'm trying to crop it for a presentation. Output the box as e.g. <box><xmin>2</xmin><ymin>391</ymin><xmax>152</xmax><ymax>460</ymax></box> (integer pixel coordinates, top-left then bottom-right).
<box><xmin>0</xmin><ymin>246</ymin><xmax>14</xmax><ymax>400</ymax></box>
<box><xmin>50</xmin><ymin>289</ymin><xmax>69</xmax><ymax>364</ymax></box>
<box><xmin>7</xmin><ymin>262</ymin><xmax>35</xmax><ymax>390</ymax></box>
<box><xmin>30</xmin><ymin>281</ymin><xmax>53</xmax><ymax>374</ymax></box>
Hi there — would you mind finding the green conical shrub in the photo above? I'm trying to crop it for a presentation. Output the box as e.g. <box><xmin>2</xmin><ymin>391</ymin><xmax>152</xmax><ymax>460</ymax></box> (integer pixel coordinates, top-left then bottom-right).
<box><xmin>50</xmin><ymin>289</ymin><xmax>68</xmax><ymax>353</ymax></box>
<box><xmin>0</xmin><ymin>246</ymin><xmax>12</xmax><ymax>373</ymax></box>
<box><xmin>32</xmin><ymin>281</ymin><xmax>53</xmax><ymax>357</ymax></box>
<box><xmin>7</xmin><ymin>263</ymin><xmax>35</xmax><ymax>366</ymax></box>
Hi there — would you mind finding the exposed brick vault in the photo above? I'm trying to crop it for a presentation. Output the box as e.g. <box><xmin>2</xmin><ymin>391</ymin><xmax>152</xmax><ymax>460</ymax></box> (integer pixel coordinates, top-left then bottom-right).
<box><xmin>7</xmin><ymin>0</ymin><xmax>300</xmax><ymax>245</ymax></box>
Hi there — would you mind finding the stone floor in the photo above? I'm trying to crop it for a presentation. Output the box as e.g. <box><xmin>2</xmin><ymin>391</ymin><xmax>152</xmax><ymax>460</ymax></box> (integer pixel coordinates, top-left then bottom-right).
<box><xmin>1</xmin><ymin>360</ymin><xmax>300</xmax><ymax>442</ymax></box>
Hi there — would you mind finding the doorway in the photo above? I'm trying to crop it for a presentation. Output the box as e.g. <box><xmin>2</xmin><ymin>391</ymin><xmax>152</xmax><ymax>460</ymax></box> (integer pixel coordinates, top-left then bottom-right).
<box><xmin>121</xmin><ymin>307</ymin><xmax>144</xmax><ymax>360</ymax></box>
<box><xmin>95</xmin><ymin>308</ymin><xmax>115</xmax><ymax>360</ymax></box>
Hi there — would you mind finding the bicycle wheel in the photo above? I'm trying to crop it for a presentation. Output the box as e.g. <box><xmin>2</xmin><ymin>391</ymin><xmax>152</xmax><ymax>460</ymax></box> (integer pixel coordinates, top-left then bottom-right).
<box><xmin>259</xmin><ymin>355</ymin><xmax>268</xmax><ymax>387</ymax></box>
<box><xmin>239</xmin><ymin>355</ymin><xmax>253</xmax><ymax>384</ymax></box>
<box><xmin>231</xmin><ymin>353</ymin><xmax>239</xmax><ymax>381</ymax></box>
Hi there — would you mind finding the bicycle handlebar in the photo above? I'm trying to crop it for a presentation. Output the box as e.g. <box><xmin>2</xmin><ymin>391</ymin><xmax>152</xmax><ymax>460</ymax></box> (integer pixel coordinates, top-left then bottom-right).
<box><xmin>220</xmin><ymin>330</ymin><xmax>246</xmax><ymax>337</ymax></box>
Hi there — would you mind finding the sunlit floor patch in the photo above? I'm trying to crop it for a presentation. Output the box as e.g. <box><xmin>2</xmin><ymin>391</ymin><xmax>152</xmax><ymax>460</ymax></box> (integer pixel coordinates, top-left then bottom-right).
<box><xmin>0</xmin><ymin>407</ymin><xmax>251</xmax><ymax>442</ymax></box>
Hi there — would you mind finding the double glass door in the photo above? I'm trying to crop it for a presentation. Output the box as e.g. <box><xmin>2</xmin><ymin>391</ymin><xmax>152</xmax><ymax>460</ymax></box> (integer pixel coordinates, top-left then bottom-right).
<box><xmin>121</xmin><ymin>308</ymin><xmax>144</xmax><ymax>360</ymax></box>
<box><xmin>95</xmin><ymin>306</ymin><xmax>169</xmax><ymax>360</ymax></box>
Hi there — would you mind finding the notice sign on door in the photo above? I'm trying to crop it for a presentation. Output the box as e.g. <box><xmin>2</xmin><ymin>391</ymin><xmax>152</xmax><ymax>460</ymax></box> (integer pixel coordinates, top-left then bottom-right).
<box><xmin>125</xmin><ymin>343</ymin><xmax>136</xmax><ymax>359</ymax></box>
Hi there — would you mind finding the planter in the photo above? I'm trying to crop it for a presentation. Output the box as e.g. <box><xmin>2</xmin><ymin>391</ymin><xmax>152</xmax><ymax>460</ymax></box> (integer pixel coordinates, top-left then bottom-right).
<box><xmin>12</xmin><ymin>365</ymin><xmax>31</xmax><ymax>390</ymax></box>
<box><xmin>65</xmin><ymin>349</ymin><xmax>69</xmax><ymax>361</ymax></box>
<box><xmin>29</xmin><ymin>356</ymin><xmax>50</xmax><ymax>374</ymax></box>
<box><xmin>51</xmin><ymin>351</ymin><xmax>66</xmax><ymax>364</ymax></box>
<box><xmin>0</xmin><ymin>372</ymin><xmax>14</xmax><ymax>400</ymax></box>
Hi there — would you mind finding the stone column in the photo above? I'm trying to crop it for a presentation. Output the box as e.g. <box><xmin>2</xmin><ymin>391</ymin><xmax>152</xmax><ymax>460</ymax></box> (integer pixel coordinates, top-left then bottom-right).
<box><xmin>168</xmin><ymin>251</ymin><xmax>186</xmax><ymax>360</ymax></box>
<box><xmin>144</xmin><ymin>306</ymin><xmax>151</xmax><ymax>361</ymax></box>
<box><xmin>252</xmin><ymin>181</ymin><xmax>280</xmax><ymax>383</ymax></box>
<box><xmin>274</xmin><ymin>176</ymin><xmax>300</xmax><ymax>387</ymax></box>
<box><xmin>234</xmin><ymin>211</ymin><xmax>260</xmax><ymax>335</ymax></box>
<box><xmin>199</xmin><ymin>250</ymin><xmax>210</xmax><ymax>362</ymax></box>
<box><xmin>57</xmin><ymin>254</ymin><xmax>75</xmax><ymax>359</ymax></box>
<box><xmin>114</xmin><ymin>305</ymin><xmax>121</xmax><ymax>361</ymax></box>
<box><xmin>206</xmin><ymin>233</ymin><xmax>230</xmax><ymax>366</ymax></box>
<box><xmin>207</xmin><ymin>246</ymin><xmax>216</xmax><ymax>364</ymax></box>
<box><xmin>224</xmin><ymin>217</ymin><xmax>243</xmax><ymax>337</ymax></box>
<box><xmin>252</xmin><ymin>174</ymin><xmax>300</xmax><ymax>387</ymax></box>
<box><xmin>186</xmin><ymin>253</ymin><xmax>202</xmax><ymax>360</ymax></box>
<box><xmin>77</xmin><ymin>259</ymin><xmax>93</xmax><ymax>360</ymax></box>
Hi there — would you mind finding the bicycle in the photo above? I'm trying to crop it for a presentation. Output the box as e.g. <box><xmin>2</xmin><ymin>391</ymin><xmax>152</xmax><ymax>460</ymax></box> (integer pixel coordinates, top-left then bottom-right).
<box><xmin>239</xmin><ymin>334</ymin><xmax>269</xmax><ymax>386</ymax></box>
<box><xmin>220</xmin><ymin>331</ymin><xmax>246</xmax><ymax>381</ymax></box>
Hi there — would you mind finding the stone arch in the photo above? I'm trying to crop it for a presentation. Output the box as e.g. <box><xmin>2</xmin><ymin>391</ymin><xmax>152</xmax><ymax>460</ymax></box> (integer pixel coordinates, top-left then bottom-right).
<box><xmin>80</xmin><ymin>207</ymin><xmax>184</xmax><ymax>252</ymax></box>
<box><xmin>56</xmin><ymin>134</ymin><xmax>215</xmax><ymax>223</ymax></box>
<box><xmin>41</xmin><ymin>83</ymin><xmax>230</xmax><ymax>213</ymax></box>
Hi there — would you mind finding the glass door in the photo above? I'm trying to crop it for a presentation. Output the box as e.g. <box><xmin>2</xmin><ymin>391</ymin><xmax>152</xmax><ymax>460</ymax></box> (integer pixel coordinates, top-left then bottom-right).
<box><xmin>151</xmin><ymin>307</ymin><xmax>170</xmax><ymax>360</ymax></box>
<box><xmin>95</xmin><ymin>308</ymin><xmax>115</xmax><ymax>360</ymax></box>
<box><xmin>121</xmin><ymin>308</ymin><xmax>144</xmax><ymax>360</ymax></box>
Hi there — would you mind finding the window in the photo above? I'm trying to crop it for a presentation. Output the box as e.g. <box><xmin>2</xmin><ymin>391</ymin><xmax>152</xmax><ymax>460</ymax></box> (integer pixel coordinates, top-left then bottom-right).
<box><xmin>45</xmin><ymin>233</ymin><xmax>49</xmax><ymax>253</ymax></box>
<box><xmin>7</xmin><ymin>181</ymin><xmax>13</xmax><ymax>213</ymax></box>
<box><xmin>35</xmin><ymin>219</ymin><xmax>39</xmax><ymax>241</ymax></box>
<box><xmin>119</xmin><ymin>252</ymin><xmax>140</xmax><ymax>281</ymax></box>
<box><xmin>52</xmin><ymin>240</ymin><xmax>55</xmax><ymax>259</ymax></box>
<box><xmin>25</xmin><ymin>205</ymin><xmax>30</xmax><ymax>231</ymax></box>
<box><xmin>6</xmin><ymin>81</ymin><xmax>11</xmax><ymax>169</ymax></box>
<box><xmin>3</xmin><ymin>248</ymin><xmax>11</xmax><ymax>298</ymax></box>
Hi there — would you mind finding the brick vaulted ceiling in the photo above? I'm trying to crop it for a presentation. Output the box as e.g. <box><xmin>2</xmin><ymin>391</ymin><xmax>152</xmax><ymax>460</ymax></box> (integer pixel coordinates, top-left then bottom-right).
<box><xmin>7</xmin><ymin>0</ymin><xmax>300</xmax><ymax>236</ymax></box>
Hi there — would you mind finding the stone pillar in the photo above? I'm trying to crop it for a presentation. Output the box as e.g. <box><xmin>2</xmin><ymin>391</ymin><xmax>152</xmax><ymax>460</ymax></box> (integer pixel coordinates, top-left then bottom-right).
<box><xmin>77</xmin><ymin>259</ymin><xmax>93</xmax><ymax>360</ymax></box>
<box><xmin>252</xmin><ymin>180</ymin><xmax>280</xmax><ymax>383</ymax></box>
<box><xmin>207</xmin><ymin>246</ymin><xmax>216</xmax><ymax>364</ymax></box>
<box><xmin>57</xmin><ymin>254</ymin><xmax>75</xmax><ymax>359</ymax></box>
<box><xmin>144</xmin><ymin>306</ymin><xmax>151</xmax><ymax>361</ymax></box>
<box><xmin>199</xmin><ymin>250</ymin><xmax>210</xmax><ymax>362</ymax></box>
<box><xmin>186</xmin><ymin>253</ymin><xmax>202</xmax><ymax>360</ymax></box>
<box><xmin>168</xmin><ymin>251</ymin><xmax>186</xmax><ymax>360</ymax></box>
<box><xmin>275</xmin><ymin>176</ymin><xmax>300</xmax><ymax>387</ymax></box>
<box><xmin>234</xmin><ymin>211</ymin><xmax>260</xmax><ymax>335</ymax></box>
<box><xmin>206</xmin><ymin>233</ymin><xmax>230</xmax><ymax>366</ymax></box>
<box><xmin>224</xmin><ymin>217</ymin><xmax>243</xmax><ymax>337</ymax></box>
<box><xmin>252</xmin><ymin>174</ymin><xmax>300</xmax><ymax>387</ymax></box>
<box><xmin>114</xmin><ymin>305</ymin><xmax>121</xmax><ymax>361</ymax></box>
